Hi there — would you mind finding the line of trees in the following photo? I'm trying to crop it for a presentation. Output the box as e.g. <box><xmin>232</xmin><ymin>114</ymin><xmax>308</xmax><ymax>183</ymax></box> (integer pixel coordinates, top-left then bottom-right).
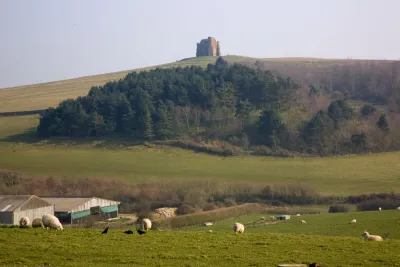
<box><xmin>37</xmin><ymin>58</ymin><xmax>398</xmax><ymax>156</ymax></box>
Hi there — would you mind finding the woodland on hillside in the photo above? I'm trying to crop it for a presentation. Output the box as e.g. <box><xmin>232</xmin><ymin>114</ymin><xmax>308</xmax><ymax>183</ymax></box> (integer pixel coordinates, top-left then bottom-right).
<box><xmin>37</xmin><ymin>57</ymin><xmax>400</xmax><ymax>156</ymax></box>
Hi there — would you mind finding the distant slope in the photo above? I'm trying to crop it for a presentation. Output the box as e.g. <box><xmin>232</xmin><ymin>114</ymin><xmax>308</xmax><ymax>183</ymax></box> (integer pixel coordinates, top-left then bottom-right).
<box><xmin>0</xmin><ymin>56</ymin><xmax>228</xmax><ymax>113</ymax></box>
<box><xmin>1</xmin><ymin>55</ymin><xmax>398</xmax><ymax>113</ymax></box>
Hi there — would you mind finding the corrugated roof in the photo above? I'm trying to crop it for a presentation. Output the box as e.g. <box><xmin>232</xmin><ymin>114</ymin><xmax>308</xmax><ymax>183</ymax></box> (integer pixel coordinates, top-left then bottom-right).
<box><xmin>0</xmin><ymin>195</ymin><xmax>32</xmax><ymax>212</ymax></box>
<box><xmin>41</xmin><ymin>197</ymin><xmax>92</xmax><ymax>212</ymax></box>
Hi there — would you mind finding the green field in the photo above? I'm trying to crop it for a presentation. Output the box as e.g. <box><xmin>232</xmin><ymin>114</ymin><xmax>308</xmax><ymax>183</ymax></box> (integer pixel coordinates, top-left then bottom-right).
<box><xmin>1</xmin><ymin>114</ymin><xmax>400</xmax><ymax>195</ymax></box>
<box><xmin>188</xmin><ymin>210</ymin><xmax>400</xmax><ymax>239</ymax></box>
<box><xmin>0</xmin><ymin>139</ymin><xmax>400</xmax><ymax>195</ymax></box>
<box><xmin>0</xmin><ymin>227</ymin><xmax>399</xmax><ymax>267</ymax></box>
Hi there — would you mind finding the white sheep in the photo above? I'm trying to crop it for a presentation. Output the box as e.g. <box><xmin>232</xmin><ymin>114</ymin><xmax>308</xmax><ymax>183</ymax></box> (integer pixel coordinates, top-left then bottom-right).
<box><xmin>362</xmin><ymin>231</ymin><xmax>383</xmax><ymax>241</ymax></box>
<box><xmin>269</xmin><ymin>216</ymin><xmax>275</xmax><ymax>220</ymax></box>
<box><xmin>140</xmin><ymin>218</ymin><xmax>152</xmax><ymax>230</ymax></box>
<box><xmin>42</xmin><ymin>214</ymin><xmax>63</xmax><ymax>230</ymax></box>
<box><xmin>300</xmin><ymin>220</ymin><xmax>307</xmax><ymax>224</ymax></box>
<box><xmin>203</xmin><ymin>222</ymin><xmax>213</xmax><ymax>226</ymax></box>
<box><xmin>378</xmin><ymin>207</ymin><xmax>382</xmax><ymax>211</ymax></box>
<box><xmin>296</xmin><ymin>213</ymin><xmax>301</xmax><ymax>216</ymax></box>
<box><xmin>233</xmin><ymin>222</ymin><xmax>244</xmax><ymax>233</ymax></box>
<box><xmin>396</xmin><ymin>207</ymin><xmax>400</xmax><ymax>211</ymax></box>
<box><xmin>32</xmin><ymin>218</ymin><xmax>44</xmax><ymax>228</ymax></box>
<box><xmin>351</xmin><ymin>219</ymin><xmax>356</xmax><ymax>224</ymax></box>
<box><xmin>19</xmin><ymin>217</ymin><xmax>30</xmax><ymax>227</ymax></box>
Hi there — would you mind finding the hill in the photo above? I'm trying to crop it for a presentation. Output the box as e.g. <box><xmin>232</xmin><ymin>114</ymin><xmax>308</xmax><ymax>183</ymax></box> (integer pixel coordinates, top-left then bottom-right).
<box><xmin>1</xmin><ymin>55</ymin><xmax>399</xmax><ymax>113</ymax></box>
<box><xmin>0</xmin><ymin>228</ymin><xmax>399</xmax><ymax>266</ymax></box>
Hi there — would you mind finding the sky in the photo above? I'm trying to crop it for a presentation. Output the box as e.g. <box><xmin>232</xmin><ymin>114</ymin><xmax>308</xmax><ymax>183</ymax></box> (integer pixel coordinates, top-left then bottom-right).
<box><xmin>0</xmin><ymin>0</ymin><xmax>399</xmax><ymax>88</ymax></box>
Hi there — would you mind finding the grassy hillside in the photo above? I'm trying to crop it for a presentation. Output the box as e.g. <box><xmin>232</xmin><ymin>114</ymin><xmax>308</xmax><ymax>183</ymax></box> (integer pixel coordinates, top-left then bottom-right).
<box><xmin>1</xmin><ymin>55</ymin><xmax>397</xmax><ymax>113</ymax></box>
<box><xmin>0</xmin><ymin>228</ymin><xmax>399</xmax><ymax>267</ymax></box>
<box><xmin>0</xmin><ymin>56</ymin><xmax>229</xmax><ymax>113</ymax></box>
<box><xmin>188</xmin><ymin>210</ymin><xmax>400</xmax><ymax>240</ymax></box>
<box><xmin>0</xmin><ymin>139</ymin><xmax>399</xmax><ymax>195</ymax></box>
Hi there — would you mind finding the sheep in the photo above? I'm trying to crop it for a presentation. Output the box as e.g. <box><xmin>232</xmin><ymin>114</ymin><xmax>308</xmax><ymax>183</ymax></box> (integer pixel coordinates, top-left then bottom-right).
<box><xmin>301</xmin><ymin>220</ymin><xmax>307</xmax><ymax>224</ymax></box>
<box><xmin>378</xmin><ymin>207</ymin><xmax>382</xmax><ymax>211</ymax></box>
<box><xmin>233</xmin><ymin>222</ymin><xmax>244</xmax><ymax>234</ymax></box>
<box><xmin>351</xmin><ymin>219</ymin><xmax>356</xmax><ymax>224</ymax></box>
<box><xmin>19</xmin><ymin>217</ymin><xmax>30</xmax><ymax>227</ymax></box>
<box><xmin>42</xmin><ymin>214</ymin><xmax>63</xmax><ymax>230</ymax></box>
<box><xmin>362</xmin><ymin>231</ymin><xmax>383</xmax><ymax>241</ymax></box>
<box><xmin>396</xmin><ymin>207</ymin><xmax>400</xmax><ymax>211</ymax></box>
<box><xmin>32</xmin><ymin>218</ymin><xmax>44</xmax><ymax>228</ymax></box>
<box><xmin>203</xmin><ymin>222</ymin><xmax>213</xmax><ymax>226</ymax></box>
<box><xmin>136</xmin><ymin>218</ymin><xmax>152</xmax><ymax>230</ymax></box>
<box><xmin>296</xmin><ymin>213</ymin><xmax>301</xmax><ymax>216</ymax></box>
<box><xmin>208</xmin><ymin>229</ymin><xmax>213</xmax><ymax>233</ymax></box>
<box><xmin>269</xmin><ymin>216</ymin><xmax>275</xmax><ymax>220</ymax></box>
<box><xmin>260</xmin><ymin>217</ymin><xmax>265</xmax><ymax>221</ymax></box>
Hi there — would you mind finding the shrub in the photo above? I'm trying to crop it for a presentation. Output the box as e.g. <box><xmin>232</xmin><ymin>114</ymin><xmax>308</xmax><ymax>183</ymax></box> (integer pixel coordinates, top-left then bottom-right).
<box><xmin>360</xmin><ymin>104</ymin><xmax>376</xmax><ymax>116</ymax></box>
<box><xmin>203</xmin><ymin>203</ymin><xmax>218</xmax><ymax>211</ymax></box>
<box><xmin>356</xmin><ymin>198</ymin><xmax>400</xmax><ymax>211</ymax></box>
<box><xmin>176</xmin><ymin>203</ymin><xmax>197</xmax><ymax>215</ymax></box>
<box><xmin>328</xmin><ymin>204</ymin><xmax>349</xmax><ymax>213</ymax></box>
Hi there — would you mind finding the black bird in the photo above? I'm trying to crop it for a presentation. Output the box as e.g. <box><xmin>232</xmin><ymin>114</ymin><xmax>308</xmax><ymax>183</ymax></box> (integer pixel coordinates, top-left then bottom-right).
<box><xmin>102</xmin><ymin>227</ymin><xmax>109</xmax><ymax>234</ymax></box>
<box><xmin>137</xmin><ymin>229</ymin><xmax>146</xmax><ymax>235</ymax></box>
<box><xmin>124</xmin><ymin>230</ymin><xmax>134</xmax><ymax>234</ymax></box>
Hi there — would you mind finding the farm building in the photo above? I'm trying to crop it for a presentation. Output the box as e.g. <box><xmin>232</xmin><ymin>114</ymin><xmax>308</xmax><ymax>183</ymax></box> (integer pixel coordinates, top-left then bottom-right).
<box><xmin>0</xmin><ymin>195</ymin><xmax>54</xmax><ymax>225</ymax></box>
<box><xmin>277</xmin><ymin>215</ymin><xmax>291</xmax><ymax>220</ymax></box>
<box><xmin>41</xmin><ymin>197</ymin><xmax>120</xmax><ymax>224</ymax></box>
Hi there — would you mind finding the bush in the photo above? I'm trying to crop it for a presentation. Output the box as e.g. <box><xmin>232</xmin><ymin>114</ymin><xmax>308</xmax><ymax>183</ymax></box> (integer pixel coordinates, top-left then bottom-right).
<box><xmin>176</xmin><ymin>203</ymin><xmax>197</xmax><ymax>215</ymax></box>
<box><xmin>328</xmin><ymin>204</ymin><xmax>349</xmax><ymax>213</ymax></box>
<box><xmin>356</xmin><ymin>198</ymin><xmax>400</xmax><ymax>211</ymax></box>
<box><xmin>203</xmin><ymin>203</ymin><xmax>218</xmax><ymax>211</ymax></box>
<box><xmin>360</xmin><ymin>104</ymin><xmax>376</xmax><ymax>116</ymax></box>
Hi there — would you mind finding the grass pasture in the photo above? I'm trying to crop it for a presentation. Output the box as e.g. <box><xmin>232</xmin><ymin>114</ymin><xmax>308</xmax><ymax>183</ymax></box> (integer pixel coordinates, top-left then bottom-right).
<box><xmin>0</xmin><ymin>139</ymin><xmax>399</xmax><ymax>194</ymax></box>
<box><xmin>188</xmin><ymin>210</ymin><xmax>400</xmax><ymax>240</ymax></box>
<box><xmin>0</xmin><ymin>228</ymin><xmax>399</xmax><ymax>267</ymax></box>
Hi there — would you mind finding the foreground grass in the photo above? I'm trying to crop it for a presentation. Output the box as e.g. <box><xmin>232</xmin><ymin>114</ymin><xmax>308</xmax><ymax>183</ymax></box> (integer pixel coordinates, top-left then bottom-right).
<box><xmin>0</xmin><ymin>228</ymin><xmax>399</xmax><ymax>267</ymax></box>
<box><xmin>188</xmin><ymin>210</ymin><xmax>400</xmax><ymax>240</ymax></box>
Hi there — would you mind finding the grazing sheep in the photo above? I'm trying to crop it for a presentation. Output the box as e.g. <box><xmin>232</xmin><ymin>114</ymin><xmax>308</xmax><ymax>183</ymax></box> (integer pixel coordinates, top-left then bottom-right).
<box><xmin>203</xmin><ymin>222</ymin><xmax>213</xmax><ymax>226</ymax></box>
<box><xmin>396</xmin><ymin>207</ymin><xmax>400</xmax><ymax>211</ymax></box>
<box><xmin>42</xmin><ymin>214</ymin><xmax>63</xmax><ymax>230</ymax></box>
<box><xmin>208</xmin><ymin>230</ymin><xmax>213</xmax><ymax>233</ymax></box>
<box><xmin>32</xmin><ymin>218</ymin><xmax>43</xmax><ymax>228</ymax></box>
<box><xmin>233</xmin><ymin>222</ymin><xmax>244</xmax><ymax>234</ymax></box>
<box><xmin>296</xmin><ymin>213</ymin><xmax>301</xmax><ymax>216</ymax></box>
<box><xmin>19</xmin><ymin>217</ymin><xmax>30</xmax><ymax>227</ymax></box>
<box><xmin>301</xmin><ymin>220</ymin><xmax>307</xmax><ymax>224</ymax></box>
<box><xmin>142</xmin><ymin>218</ymin><xmax>152</xmax><ymax>230</ymax></box>
<box><xmin>362</xmin><ymin>231</ymin><xmax>383</xmax><ymax>241</ymax></box>
<box><xmin>378</xmin><ymin>207</ymin><xmax>382</xmax><ymax>211</ymax></box>
<box><xmin>269</xmin><ymin>216</ymin><xmax>275</xmax><ymax>220</ymax></box>
<box><xmin>351</xmin><ymin>219</ymin><xmax>356</xmax><ymax>224</ymax></box>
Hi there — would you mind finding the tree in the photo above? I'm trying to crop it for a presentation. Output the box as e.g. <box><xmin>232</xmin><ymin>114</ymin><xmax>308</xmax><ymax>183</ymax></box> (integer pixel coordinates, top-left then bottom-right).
<box><xmin>351</xmin><ymin>133</ymin><xmax>367</xmax><ymax>153</ymax></box>
<box><xmin>327</xmin><ymin>99</ymin><xmax>353</xmax><ymax>128</ymax></box>
<box><xmin>302</xmin><ymin>111</ymin><xmax>334</xmax><ymax>155</ymax></box>
<box><xmin>258</xmin><ymin>109</ymin><xmax>286</xmax><ymax>147</ymax></box>
<box><xmin>377</xmin><ymin>114</ymin><xmax>389</xmax><ymax>132</ymax></box>
<box><xmin>360</xmin><ymin>104</ymin><xmax>376</xmax><ymax>116</ymax></box>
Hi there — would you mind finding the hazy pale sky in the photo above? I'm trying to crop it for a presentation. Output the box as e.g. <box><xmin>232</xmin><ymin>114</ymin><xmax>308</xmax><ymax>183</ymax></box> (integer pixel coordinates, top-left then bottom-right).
<box><xmin>1</xmin><ymin>0</ymin><xmax>399</xmax><ymax>88</ymax></box>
